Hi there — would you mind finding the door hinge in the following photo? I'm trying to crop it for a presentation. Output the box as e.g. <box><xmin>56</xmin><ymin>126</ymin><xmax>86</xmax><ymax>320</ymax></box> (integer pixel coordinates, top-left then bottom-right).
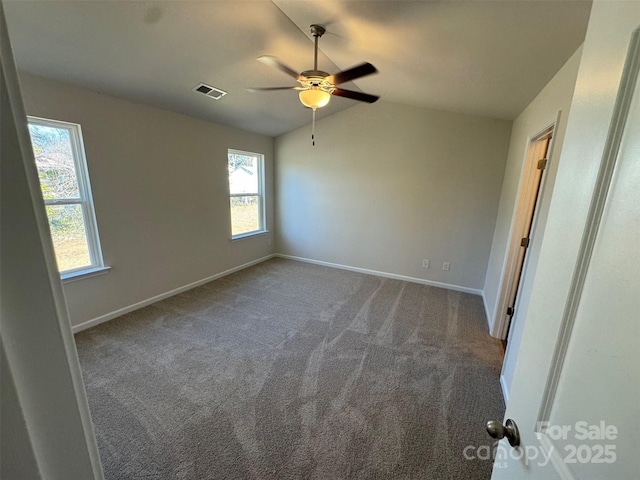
<box><xmin>521</xmin><ymin>237</ymin><xmax>530</xmax><ymax>248</ymax></box>
<box><xmin>507</xmin><ymin>307</ymin><xmax>514</xmax><ymax>316</ymax></box>
<box><xmin>537</xmin><ymin>158</ymin><xmax>548</xmax><ymax>170</ymax></box>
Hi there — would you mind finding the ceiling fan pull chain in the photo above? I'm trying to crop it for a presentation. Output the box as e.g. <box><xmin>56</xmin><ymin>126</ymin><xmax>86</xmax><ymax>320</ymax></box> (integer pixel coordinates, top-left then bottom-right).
<box><xmin>311</xmin><ymin>108</ymin><xmax>316</xmax><ymax>146</ymax></box>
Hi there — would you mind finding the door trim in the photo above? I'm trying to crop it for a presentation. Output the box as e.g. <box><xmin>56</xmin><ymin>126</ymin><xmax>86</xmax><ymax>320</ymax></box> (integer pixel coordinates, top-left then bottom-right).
<box><xmin>491</xmin><ymin>117</ymin><xmax>559</xmax><ymax>339</ymax></box>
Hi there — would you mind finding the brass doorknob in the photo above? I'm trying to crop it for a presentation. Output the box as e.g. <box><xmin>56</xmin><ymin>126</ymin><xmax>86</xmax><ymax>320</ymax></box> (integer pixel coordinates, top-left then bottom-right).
<box><xmin>486</xmin><ymin>418</ymin><xmax>520</xmax><ymax>447</ymax></box>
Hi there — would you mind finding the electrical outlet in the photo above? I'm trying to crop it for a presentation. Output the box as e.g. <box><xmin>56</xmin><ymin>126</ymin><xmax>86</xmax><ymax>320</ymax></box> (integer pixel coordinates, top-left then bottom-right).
<box><xmin>443</xmin><ymin>262</ymin><xmax>450</xmax><ymax>271</ymax></box>
<box><xmin>422</xmin><ymin>259</ymin><xmax>429</xmax><ymax>268</ymax></box>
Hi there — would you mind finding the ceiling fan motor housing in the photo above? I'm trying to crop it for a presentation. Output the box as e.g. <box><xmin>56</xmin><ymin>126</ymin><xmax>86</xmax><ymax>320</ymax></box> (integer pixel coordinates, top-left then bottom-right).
<box><xmin>301</xmin><ymin>70</ymin><xmax>329</xmax><ymax>79</ymax></box>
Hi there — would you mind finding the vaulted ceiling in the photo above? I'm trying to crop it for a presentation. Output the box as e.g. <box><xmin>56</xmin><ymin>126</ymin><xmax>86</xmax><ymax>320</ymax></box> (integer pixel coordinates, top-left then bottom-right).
<box><xmin>4</xmin><ymin>0</ymin><xmax>592</xmax><ymax>137</ymax></box>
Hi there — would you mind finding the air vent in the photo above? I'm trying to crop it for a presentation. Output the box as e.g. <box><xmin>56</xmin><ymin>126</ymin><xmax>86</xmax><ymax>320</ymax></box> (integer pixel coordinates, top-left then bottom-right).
<box><xmin>192</xmin><ymin>83</ymin><xmax>227</xmax><ymax>100</ymax></box>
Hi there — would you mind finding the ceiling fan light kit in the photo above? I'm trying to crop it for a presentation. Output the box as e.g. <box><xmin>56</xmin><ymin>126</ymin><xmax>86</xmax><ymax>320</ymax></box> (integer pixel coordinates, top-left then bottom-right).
<box><xmin>299</xmin><ymin>88</ymin><xmax>331</xmax><ymax>109</ymax></box>
<box><xmin>250</xmin><ymin>24</ymin><xmax>379</xmax><ymax>145</ymax></box>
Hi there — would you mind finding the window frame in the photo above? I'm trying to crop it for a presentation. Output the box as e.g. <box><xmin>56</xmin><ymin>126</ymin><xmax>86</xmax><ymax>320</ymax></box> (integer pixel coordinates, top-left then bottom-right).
<box><xmin>28</xmin><ymin>116</ymin><xmax>107</xmax><ymax>281</ymax></box>
<box><xmin>227</xmin><ymin>148</ymin><xmax>267</xmax><ymax>240</ymax></box>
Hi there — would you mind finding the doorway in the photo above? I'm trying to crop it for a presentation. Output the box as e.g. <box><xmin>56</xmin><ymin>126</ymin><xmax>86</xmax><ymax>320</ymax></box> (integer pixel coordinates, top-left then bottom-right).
<box><xmin>498</xmin><ymin>125</ymin><xmax>554</xmax><ymax>348</ymax></box>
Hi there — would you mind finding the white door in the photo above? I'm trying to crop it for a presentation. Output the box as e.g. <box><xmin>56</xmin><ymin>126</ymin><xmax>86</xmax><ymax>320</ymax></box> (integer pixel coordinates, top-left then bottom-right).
<box><xmin>491</xmin><ymin>2</ymin><xmax>640</xmax><ymax>479</ymax></box>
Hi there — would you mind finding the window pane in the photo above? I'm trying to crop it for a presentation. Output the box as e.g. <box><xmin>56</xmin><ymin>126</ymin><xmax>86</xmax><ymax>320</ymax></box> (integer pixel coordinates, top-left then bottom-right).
<box><xmin>45</xmin><ymin>204</ymin><xmax>91</xmax><ymax>271</ymax></box>
<box><xmin>228</xmin><ymin>153</ymin><xmax>259</xmax><ymax>194</ymax></box>
<box><xmin>230</xmin><ymin>196</ymin><xmax>260</xmax><ymax>236</ymax></box>
<box><xmin>28</xmin><ymin>124</ymin><xmax>80</xmax><ymax>200</ymax></box>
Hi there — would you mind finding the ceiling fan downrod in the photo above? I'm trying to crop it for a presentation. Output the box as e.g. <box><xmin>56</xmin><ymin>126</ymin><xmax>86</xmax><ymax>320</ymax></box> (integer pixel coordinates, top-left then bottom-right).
<box><xmin>310</xmin><ymin>24</ymin><xmax>325</xmax><ymax>71</ymax></box>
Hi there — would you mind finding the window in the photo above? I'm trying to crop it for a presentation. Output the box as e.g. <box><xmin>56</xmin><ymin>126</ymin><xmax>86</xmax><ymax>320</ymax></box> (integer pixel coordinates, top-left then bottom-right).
<box><xmin>227</xmin><ymin>149</ymin><xmax>266</xmax><ymax>239</ymax></box>
<box><xmin>27</xmin><ymin>117</ymin><xmax>106</xmax><ymax>280</ymax></box>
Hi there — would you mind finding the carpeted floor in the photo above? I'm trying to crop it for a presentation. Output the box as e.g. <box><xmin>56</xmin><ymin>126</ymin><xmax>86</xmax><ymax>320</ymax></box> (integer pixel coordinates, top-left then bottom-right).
<box><xmin>75</xmin><ymin>258</ymin><xmax>505</xmax><ymax>480</ymax></box>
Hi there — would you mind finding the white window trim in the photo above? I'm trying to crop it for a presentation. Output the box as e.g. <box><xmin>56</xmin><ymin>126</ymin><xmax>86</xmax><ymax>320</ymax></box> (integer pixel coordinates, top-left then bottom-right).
<box><xmin>62</xmin><ymin>266</ymin><xmax>111</xmax><ymax>283</ymax></box>
<box><xmin>228</xmin><ymin>149</ymin><xmax>267</xmax><ymax>240</ymax></box>
<box><xmin>28</xmin><ymin>116</ymin><xmax>107</xmax><ymax>278</ymax></box>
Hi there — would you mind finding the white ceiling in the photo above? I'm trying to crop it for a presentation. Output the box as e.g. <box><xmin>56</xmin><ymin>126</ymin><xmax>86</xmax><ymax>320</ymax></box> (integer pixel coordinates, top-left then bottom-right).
<box><xmin>4</xmin><ymin>0</ymin><xmax>591</xmax><ymax>137</ymax></box>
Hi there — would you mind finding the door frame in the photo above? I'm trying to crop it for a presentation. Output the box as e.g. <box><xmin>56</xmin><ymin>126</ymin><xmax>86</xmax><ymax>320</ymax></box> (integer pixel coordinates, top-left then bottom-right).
<box><xmin>1</xmin><ymin>3</ymin><xmax>104</xmax><ymax>478</ymax></box>
<box><xmin>491</xmin><ymin>117</ymin><xmax>559</xmax><ymax>340</ymax></box>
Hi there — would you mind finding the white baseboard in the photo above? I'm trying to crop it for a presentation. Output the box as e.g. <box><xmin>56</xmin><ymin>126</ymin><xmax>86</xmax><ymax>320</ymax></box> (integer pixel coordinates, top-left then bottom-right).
<box><xmin>482</xmin><ymin>290</ymin><xmax>495</xmax><ymax>335</ymax></box>
<box><xmin>73</xmin><ymin>253</ymin><xmax>486</xmax><ymax>334</ymax></box>
<box><xmin>275</xmin><ymin>254</ymin><xmax>483</xmax><ymax>296</ymax></box>
<box><xmin>500</xmin><ymin>374</ymin><xmax>510</xmax><ymax>405</ymax></box>
<box><xmin>71</xmin><ymin>254</ymin><xmax>276</xmax><ymax>333</ymax></box>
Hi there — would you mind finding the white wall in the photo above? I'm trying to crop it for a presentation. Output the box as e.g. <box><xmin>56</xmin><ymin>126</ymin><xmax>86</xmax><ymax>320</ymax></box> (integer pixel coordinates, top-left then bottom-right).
<box><xmin>483</xmin><ymin>46</ymin><xmax>583</xmax><ymax>344</ymax></box>
<box><xmin>18</xmin><ymin>72</ymin><xmax>275</xmax><ymax>328</ymax></box>
<box><xmin>275</xmin><ymin>101</ymin><xmax>512</xmax><ymax>293</ymax></box>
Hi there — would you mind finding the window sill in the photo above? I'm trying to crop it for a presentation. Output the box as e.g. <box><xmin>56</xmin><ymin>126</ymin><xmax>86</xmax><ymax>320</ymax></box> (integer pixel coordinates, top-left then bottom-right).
<box><xmin>231</xmin><ymin>230</ymin><xmax>269</xmax><ymax>241</ymax></box>
<box><xmin>61</xmin><ymin>266</ymin><xmax>111</xmax><ymax>284</ymax></box>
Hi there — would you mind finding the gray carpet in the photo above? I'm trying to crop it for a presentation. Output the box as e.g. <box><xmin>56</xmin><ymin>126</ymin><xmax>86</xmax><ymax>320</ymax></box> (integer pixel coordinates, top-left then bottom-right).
<box><xmin>75</xmin><ymin>258</ymin><xmax>505</xmax><ymax>480</ymax></box>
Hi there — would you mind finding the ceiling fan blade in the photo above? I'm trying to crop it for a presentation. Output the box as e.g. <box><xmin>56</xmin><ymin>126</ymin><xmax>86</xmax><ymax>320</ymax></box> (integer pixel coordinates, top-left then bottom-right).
<box><xmin>328</xmin><ymin>63</ymin><xmax>377</xmax><ymax>85</ymax></box>
<box><xmin>247</xmin><ymin>86</ymin><xmax>302</xmax><ymax>92</ymax></box>
<box><xmin>257</xmin><ymin>55</ymin><xmax>303</xmax><ymax>80</ymax></box>
<box><xmin>331</xmin><ymin>88</ymin><xmax>379</xmax><ymax>104</ymax></box>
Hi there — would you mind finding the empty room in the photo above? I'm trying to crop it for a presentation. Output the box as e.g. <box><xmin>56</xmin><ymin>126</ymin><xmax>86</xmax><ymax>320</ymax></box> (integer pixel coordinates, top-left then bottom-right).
<box><xmin>2</xmin><ymin>1</ymin><xmax>639</xmax><ymax>479</ymax></box>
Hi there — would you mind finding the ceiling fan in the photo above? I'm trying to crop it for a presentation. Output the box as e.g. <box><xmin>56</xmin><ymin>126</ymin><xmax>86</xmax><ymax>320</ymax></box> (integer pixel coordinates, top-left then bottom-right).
<box><xmin>249</xmin><ymin>24</ymin><xmax>379</xmax><ymax>145</ymax></box>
